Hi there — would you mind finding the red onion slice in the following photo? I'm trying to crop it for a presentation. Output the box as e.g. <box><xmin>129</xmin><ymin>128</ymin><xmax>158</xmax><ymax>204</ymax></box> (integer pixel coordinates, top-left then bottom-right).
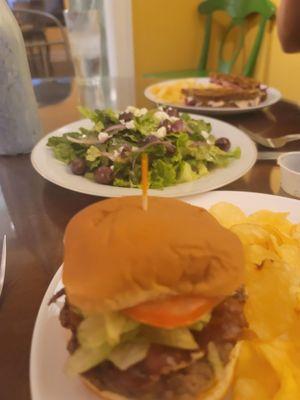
<box><xmin>105</xmin><ymin>123</ymin><xmax>126</xmax><ymax>133</ymax></box>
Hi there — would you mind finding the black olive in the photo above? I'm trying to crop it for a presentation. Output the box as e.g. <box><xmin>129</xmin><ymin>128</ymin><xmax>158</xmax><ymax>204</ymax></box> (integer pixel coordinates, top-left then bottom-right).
<box><xmin>171</xmin><ymin>119</ymin><xmax>185</xmax><ymax>133</ymax></box>
<box><xmin>164</xmin><ymin>106</ymin><xmax>179</xmax><ymax>117</ymax></box>
<box><xmin>119</xmin><ymin>112</ymin><xmax>134</xmax><ymax>122</ymax></box>
<box><xmin>94</xmin><ymin>166</ymin><xmax>114</xmax><ymax>185</ymax></box>
<box><xmin>70</xmin><ymin>158</ymin><xmax>87</xmax><ymax>175</ymax></box>
<box><xmin>215</xmin><ymin>137</ymin><xmax>231</xmax><ymax>152</ymax></box>
<box><xmin>164</xmin><ymin>141</ymin><xmax>176</xmax><ymax>155</ymax></box>
<box><xmin>159</xmin><ymin>119</ymin><xmax>172</xmax><ymax>132</ymax></box>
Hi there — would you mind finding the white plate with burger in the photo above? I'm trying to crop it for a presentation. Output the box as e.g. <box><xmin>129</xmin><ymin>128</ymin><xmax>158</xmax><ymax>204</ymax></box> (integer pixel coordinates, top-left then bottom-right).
<box><xmin>30</xmin><ymin>191</ymin><xmax>300</xmax><ymax>400</ymax></box>
<box><xmin>31</xmin><ymin>109</ymin><xmax>257</xmax><ymax>198</ymax></box>
<box><xmin>145</xmin><ymin>75</ymin><xmax>282</xmax><ymax>115</ymax></box>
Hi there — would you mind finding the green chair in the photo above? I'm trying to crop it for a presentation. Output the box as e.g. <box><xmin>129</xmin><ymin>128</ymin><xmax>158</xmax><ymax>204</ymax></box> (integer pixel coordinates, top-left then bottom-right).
<box><xmin>145</xmin><ymin>0</ymin><xmax>276</xmax><ymax>79</ymax></box>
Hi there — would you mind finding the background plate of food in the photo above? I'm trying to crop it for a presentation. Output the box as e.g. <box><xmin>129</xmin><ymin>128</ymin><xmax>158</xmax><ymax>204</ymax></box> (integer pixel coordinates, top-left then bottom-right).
<box><xmin>145</xmin><ymin>74</ymin><xmax>282</xmax><ymax>115</ymax></box>
<box><xmin>31</xmin><ymin>106</ymin><xmax>256</xmax><ymax>197</ymax></box>
<box><xmin>30</xmin><ymin>191</ymin><xmax>300</xmax><ymax>400</ymax></box>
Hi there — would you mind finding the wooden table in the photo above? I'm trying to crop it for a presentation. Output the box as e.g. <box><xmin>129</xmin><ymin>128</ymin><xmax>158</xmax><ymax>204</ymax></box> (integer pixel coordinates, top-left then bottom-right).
<box><xmin>0</xmin><ymin>77</ymin><xmax>299</xmax><ymax>400</ymax></box>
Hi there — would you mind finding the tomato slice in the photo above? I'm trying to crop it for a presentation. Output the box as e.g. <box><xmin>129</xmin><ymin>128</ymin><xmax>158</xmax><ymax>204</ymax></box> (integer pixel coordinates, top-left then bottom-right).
<box><xmin>122</xmin><ymin>295</ymin><xmax>223</xmax><ymax>328</ymax></box>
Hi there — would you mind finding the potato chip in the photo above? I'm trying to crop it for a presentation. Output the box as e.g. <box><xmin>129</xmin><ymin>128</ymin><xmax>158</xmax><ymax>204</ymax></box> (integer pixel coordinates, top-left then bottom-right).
<box><xmin>209</xmin><ymin>202</ymin><xmax>246</xmax><ymax>229</ymax></box>
<box><xmin>244</xmin><ymin>260</ymin><xmax>298</xmax><ymax>341</ymax></box>
<box><xmin>261</xmin><ymin>224</ymin><xmax>297</xmax><ymax>247</ymax></box>
<box><xmin>233</xmin><ymin>378</ymin><xmax>273</xmax><ymax>400</ymax></box>
<box><xmin>244</xmin><ymin>245</ymin><xmax>279</xmax><ymax>266</ymax></box>
<box><xmin>288</xmin><ymin>284</ymin><xmax>300</xmax><ymax>341</ymax></box>
<box><xmin>247</xmin><ymin>210</ymin><xmax>293</xmax><ymax>235</ymax></box>
<box><xmin>278</xmin><ymin>244</ymin><xmax>300</xmax><ymax>267</ymax></box>
<box><xmin>229</xmin><ymin>224</ymin><xmax>281</xmax><ymax>267</ymax></box>
<box><xmin>230</xmin><ymin>223</ymin><xmax>272</xmax><ymax>247</ymax></box>
<box><xmin>259</xmin><ymin>340</ymin><xmax>300</xmax><ymax>400</ymax></box>
<box><xmin>291</xmin><ymin>224</ymin><xmax>300</xmax><ymax>243</ymax></box>
<box><xmin>210</xmin><ymin>202</ymin><xmax>300</xmax><ymax>398</ymax></box>
<box><xmin>233</xmin><ymin>339</ymin><xmax>300</xmax><ymax>400</ymax></box>
<box><xmin>232</xmin><ymin>341</ymin><xmax>279</xmax><ymax>400</ymax></box>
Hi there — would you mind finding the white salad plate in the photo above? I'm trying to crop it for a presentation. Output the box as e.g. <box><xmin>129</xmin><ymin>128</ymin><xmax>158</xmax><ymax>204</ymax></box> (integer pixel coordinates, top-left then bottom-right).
<box><xmin>145</xmin><ymin>77</ymin><xmax>282</xmax><ymax>115</ymax></box>
<box><xmin>30</xmin><ymin>190</ymin><xmax>300</xmax><ymax>400</ymax></box>
<box><xmin>31</xmin><ymin>116</ymin><xmax>257</xmax><ymax>198</ymax></box>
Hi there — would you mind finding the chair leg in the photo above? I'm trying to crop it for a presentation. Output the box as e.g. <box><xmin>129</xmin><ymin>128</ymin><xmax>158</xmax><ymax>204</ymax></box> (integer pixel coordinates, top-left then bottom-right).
<box><xmin>40</xmin><ymin>44</ymin><xmax>50</xmax><ymax>78</ymax></box>
<box><xmin>34</xmin><ymin>45</ymin><xmax>43</xmax><ymax>77</ymax></box>
<box><xmin>29</xmin><ymin>46</ymin><xmax>37</xmax><ymax>77</ymax></box>
<box><xmin>46</xmin><ymin>43</ymin><xmax>53</xmax><ymax>77</ymax></box>
<box><xmin>26</xmin><ymin>47</ymin><xmax>33</xmax><ymax>76</ymax></box>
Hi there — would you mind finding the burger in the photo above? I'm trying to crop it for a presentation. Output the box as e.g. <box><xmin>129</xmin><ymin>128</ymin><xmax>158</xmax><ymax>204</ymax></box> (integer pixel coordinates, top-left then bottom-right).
<box><xmin>50</xmin><ymin>196</ymin><xmax>246</xmax><ymax>400</ymax></box>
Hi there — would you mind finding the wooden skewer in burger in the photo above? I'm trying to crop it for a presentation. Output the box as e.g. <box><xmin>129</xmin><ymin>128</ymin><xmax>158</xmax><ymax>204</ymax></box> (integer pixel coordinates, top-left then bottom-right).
<box><xmin>51</xmin><ymin>152</ymin><xmax>247</xmax><ymax>400</ymax></box>
<box><xmin>141</xmin><ymin>153</ymin><xmax>149</xmax><ymax>212</ymax></box>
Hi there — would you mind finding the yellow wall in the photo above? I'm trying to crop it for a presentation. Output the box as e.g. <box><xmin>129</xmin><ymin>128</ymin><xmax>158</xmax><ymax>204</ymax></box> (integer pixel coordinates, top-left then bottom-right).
<box><xmin>132</xmin><ymin>0</ymin><xmax>300</xmax><ymax>103</ymax></box>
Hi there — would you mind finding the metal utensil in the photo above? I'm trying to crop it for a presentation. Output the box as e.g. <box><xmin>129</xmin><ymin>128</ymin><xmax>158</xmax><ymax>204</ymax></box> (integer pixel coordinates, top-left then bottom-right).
<box><xmin>240</xmin><ymin>127</ymin><xmax>300</xmax><ymax>149</ymax></box>
<box><xmin>0</xmin><ymin>235</ymin><xmax>7</xmax><ymax>298</ymax></box>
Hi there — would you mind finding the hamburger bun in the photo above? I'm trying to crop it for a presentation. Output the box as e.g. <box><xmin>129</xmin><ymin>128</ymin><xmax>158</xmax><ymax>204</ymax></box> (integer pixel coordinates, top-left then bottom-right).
<box><xmin>63</xmin><ymin>196</ymin><xmax>244</xmax><ymax>314</ymax></box>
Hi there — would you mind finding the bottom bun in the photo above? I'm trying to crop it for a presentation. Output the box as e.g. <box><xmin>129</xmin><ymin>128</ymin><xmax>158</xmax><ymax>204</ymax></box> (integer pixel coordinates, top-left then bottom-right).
<box><xmin>197</xmin><ymin>342</ymin><xmax>240</xmax><ymax>400</ymax></box>
<box><xmin>81</xmin><ymin>377</ymin><xmax>129</xmax><ymax>400</ymax></box>
<box><xmin>81</xmin><ymin>343</ymin><xmax>241</xmax><ymax>400</ymax></box>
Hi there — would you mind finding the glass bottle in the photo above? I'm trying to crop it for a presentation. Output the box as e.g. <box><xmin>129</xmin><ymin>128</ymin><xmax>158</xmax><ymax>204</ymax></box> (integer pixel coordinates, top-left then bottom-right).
<box><xmin>0</xmin><ymin>0</ymin><xmax>42</xmax><ymax>155</ymax></box>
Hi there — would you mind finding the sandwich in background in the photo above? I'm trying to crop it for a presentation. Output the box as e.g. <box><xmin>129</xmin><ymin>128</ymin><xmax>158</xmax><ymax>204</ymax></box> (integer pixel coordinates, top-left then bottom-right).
<box><xmin>182</xmin><ymin>73</ymin><xmax>267</xmax><ymax>109</ymax></box>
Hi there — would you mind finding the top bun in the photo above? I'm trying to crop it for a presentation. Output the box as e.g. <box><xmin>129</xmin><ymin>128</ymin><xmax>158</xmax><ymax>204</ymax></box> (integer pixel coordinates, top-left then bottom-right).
<box><xmin>63</xmin><ymin>196</ymin><xmax>244</xmax><ymax>314</ymax></box>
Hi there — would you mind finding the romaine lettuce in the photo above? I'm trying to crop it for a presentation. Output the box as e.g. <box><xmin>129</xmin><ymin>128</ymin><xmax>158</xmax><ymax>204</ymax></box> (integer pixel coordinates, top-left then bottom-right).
<box><xmin>78</xmin><ymin>106</ymin><xmax>101</xmax><ymax>123</ymax></box>
<box><xmin>66</xmin><ymin>309</ymin><xmax>217</xmax><ymax>375</ymax></box>
<box><xmin>142</xmin><ymin>326</ymin><xmax>199</xmax><ymax>350</ymax></box>
<box><xmin>113</xmin><ymin>178</ymin><xmax>131</xmax><ymax>187</ymax></box>
<box><xmin>108</xmin><ymin>341</ymin><xmax>150</xmax><ymax>370</ymax></box>
<box><xmin>104</xmin><ymin>313</ymin><xmax>139</xmax><ymax>346</ymax></box>
<box><xmin>186</xmin><ymin>119</ymin><xmax>211</xmax><ymax>135</ymax></box>
<box><xmin>150</xmin><ymin>159</ymin><xmax>177</xmax><ymax>188</ymax></box>
<box><xmin>190</xmin><ymin>313</ymin><xmax>211</xmax><ymax>331</ymax></box>
<box><xmin>86</xmin><ymin>145</ymin><xmax>102</xmax><ymax>162</ymax></box>
<box><xmin>66</xmin><ymin>343</ymin><xmax>112</xmax><ymax>375</ymax></box>
<box><xmin>77</xmin><ymin>315</ymin><xmax>107</xmax><ymax>348</ymax></box>
<box><xmin>52</xmin><ymin>143</ymin><xmax>76</xmax><ymax>163</ymax></box>
<box><xmin>134</xmin><ymin>112</ymin><xmax>159</xmax><ymax>136</ymax></box>
<box><xmin>78</xmin><ymin>313</ymin><xmax>139</xmax><ymax>349</ymax></box>
<box><xmin>177</xmin><ymin>161</ymin><xmax>199</xmax><ymax>183</ymax></box>
<box><xmin>176</xmin><ymin>133</ymin><xmax>190</xmax><ymax>158</ymax></box>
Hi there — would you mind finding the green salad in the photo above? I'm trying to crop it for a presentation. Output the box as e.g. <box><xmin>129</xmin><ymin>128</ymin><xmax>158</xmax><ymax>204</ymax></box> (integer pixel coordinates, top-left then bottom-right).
<box><xmin>47</xmin><ymin>106</ymin><xmax>241</xmax><ymax>189</ymax></box>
